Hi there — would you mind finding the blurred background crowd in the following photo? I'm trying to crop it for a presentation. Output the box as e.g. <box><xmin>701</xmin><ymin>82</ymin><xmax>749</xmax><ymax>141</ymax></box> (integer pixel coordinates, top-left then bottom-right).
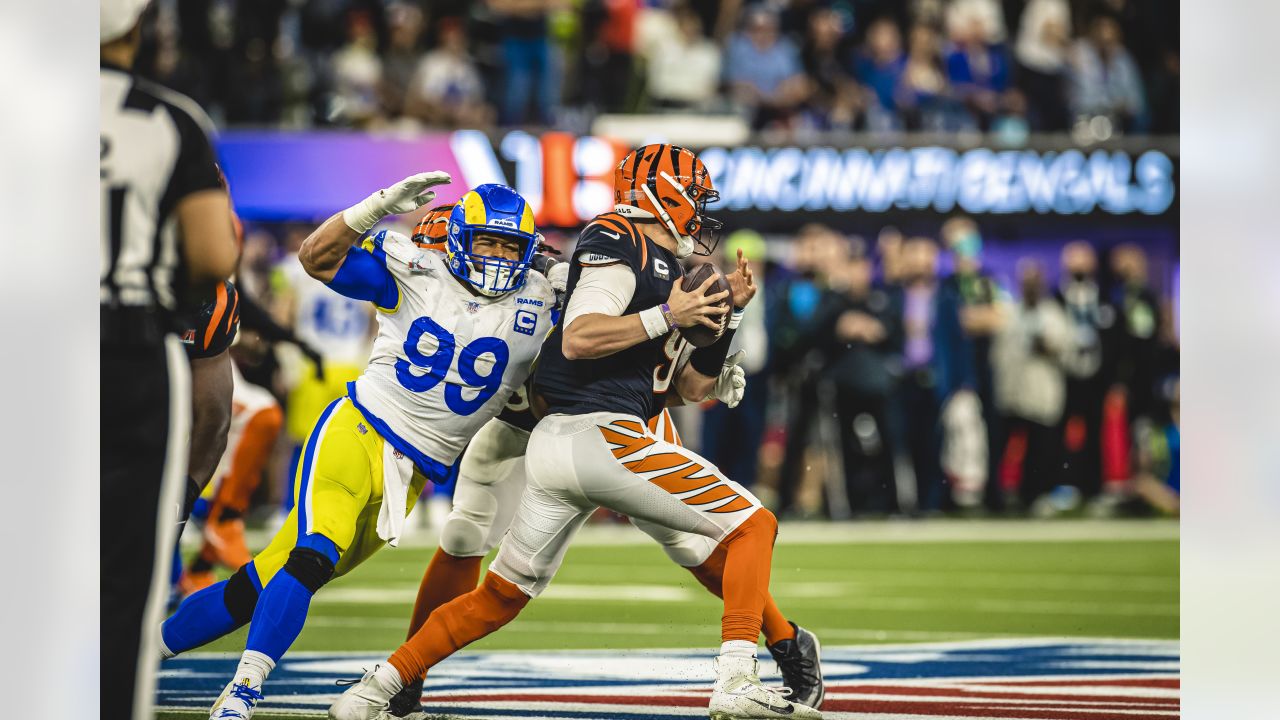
<box><xmin>126</xmin><ymin>0</ymin><xmax>1178</xmax><ymax>527</ymax></box>
<box><xmin>228</xmin><ymin>211</ymin><xmax>1179</xmax><ymax>525</ymax></box>
<box><xmin>133</xmin><ymin>0</ymin><xmax>1177</xmax><ymax>138</ymax></box>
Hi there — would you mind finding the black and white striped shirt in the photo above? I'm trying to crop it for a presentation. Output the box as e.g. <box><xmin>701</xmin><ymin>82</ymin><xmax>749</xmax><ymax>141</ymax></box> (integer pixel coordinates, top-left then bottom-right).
<box><xmin>100</xmin><ymin>62</ymin><xmax>222</xmax><ymax>313</ymax></box>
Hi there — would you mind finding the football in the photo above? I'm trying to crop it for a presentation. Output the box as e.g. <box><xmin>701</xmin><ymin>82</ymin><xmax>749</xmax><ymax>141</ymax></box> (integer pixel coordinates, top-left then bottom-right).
<box><xmin>678</xmin><ymin>262</ymin><xmax>733</xmax><ymax>348</ymax></box>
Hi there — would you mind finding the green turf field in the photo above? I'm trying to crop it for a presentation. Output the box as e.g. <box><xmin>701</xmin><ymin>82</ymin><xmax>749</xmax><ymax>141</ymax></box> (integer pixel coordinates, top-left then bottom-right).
<box><xmin>158</xmin><ymin>520</ymin><xmax>1177</xmax><ymax>719</ymax></box>
<box><xmin>186</xmin><ymin>520</ymin><xmax>1179</xmax><ymax>656</ymax></box>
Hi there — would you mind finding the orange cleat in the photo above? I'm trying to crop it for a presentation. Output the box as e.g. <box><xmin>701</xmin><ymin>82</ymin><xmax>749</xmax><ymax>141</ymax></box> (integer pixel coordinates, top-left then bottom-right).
<box><xmin>178</xmin><ymin>569</ymin><xmax>216</xmax><ymax>596</ymax></box>
<box><xmin>204</xmin><ymin>517</ymin><xmax>253</xmax><ymax>570</ymax></box>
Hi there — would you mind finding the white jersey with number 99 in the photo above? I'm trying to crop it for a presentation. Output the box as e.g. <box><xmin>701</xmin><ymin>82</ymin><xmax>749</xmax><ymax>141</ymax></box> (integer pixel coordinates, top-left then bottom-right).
<box><xmin>348</xmin><ymin>231</ymin><xmax>555</xmax><ymax>468</ymax></box>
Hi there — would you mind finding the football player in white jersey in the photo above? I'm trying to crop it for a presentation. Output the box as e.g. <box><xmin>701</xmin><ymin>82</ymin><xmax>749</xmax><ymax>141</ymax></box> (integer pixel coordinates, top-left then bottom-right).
<box><xmin>155</xmin><ymin>172</ymin><xmax>556</xmax><ymax>720</ymax></box>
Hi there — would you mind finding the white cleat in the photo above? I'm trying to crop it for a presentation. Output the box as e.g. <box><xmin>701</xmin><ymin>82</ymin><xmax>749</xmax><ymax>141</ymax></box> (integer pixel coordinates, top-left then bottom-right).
<box><xmin>208</xmin><ymin>677</ymin><xmax>264</xmax><ymax>720</ymax></box>
<box><xmin>708</xmin><ymin>656</ymin><xmax>822</xmax><ymax>719</ymax></box>
<box><xmin>329</xmin><ymin>665</ymin><xmax>404</xmax><ymax>720</ymax></box>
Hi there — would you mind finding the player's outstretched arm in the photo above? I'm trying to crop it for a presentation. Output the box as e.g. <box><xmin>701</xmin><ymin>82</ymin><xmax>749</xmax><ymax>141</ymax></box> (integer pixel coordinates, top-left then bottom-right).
<box><xmin>300</xmin><ymin>171</ymin><xmax>451</xmax><ymax>282</ymax></box>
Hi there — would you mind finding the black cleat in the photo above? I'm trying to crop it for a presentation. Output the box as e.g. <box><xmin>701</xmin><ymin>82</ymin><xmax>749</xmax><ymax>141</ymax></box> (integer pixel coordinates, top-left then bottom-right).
<box><xmin>767</xmin><ymin>622</ymin><xmax>824</xmax><ymax>709</ymax></box>
<box><xmin>386</xmin><ymin>676</ymin><xmax>424</xmax><ymax>717</ymax></box>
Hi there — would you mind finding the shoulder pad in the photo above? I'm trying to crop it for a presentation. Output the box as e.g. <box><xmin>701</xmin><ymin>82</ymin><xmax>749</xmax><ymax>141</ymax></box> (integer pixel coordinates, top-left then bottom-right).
<box><xmin>575</xmin><ymin>213</ymin><xmax>645</xmax><ymax>269</ymax></box>
<box><xmin>520</xmin><ymin>269</ymin><xmax>556</xmax><ymax>303</ymax></box>
<box><xmin>364</xmin><ymin>229</ymin><xmax>435</xmax><ymax>271</ymax></box>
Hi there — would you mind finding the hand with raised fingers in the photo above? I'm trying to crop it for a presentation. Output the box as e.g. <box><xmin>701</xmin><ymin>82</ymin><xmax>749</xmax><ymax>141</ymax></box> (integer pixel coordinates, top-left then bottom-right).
<box><xmin>343</xmin><ymin>171</ymin><xmax>453</xmax><ymax>233</ymax></box>
<box><xmin>724</xmin><ymin>248</ymin><xmax>757</xmax><ymax>310</ymax></box>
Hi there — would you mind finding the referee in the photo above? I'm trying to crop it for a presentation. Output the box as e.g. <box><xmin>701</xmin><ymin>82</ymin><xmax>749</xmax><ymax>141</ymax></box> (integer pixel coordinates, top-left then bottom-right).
<box><xmin>101</xmin><ymin>2</ymin><xmax>239</xmax><ymax>719</ymax></box>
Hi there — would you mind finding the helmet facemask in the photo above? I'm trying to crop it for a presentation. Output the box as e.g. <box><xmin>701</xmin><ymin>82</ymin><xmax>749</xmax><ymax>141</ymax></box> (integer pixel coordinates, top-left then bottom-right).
<box><xmin>641</xmin><ymin>171</ymin><xmax>723</xmax><ymax>259</ymax></box>
<box><xmin>447</xmin><ymin>227</ymin><xmax>536</xmax><ymax>297</ymax></box>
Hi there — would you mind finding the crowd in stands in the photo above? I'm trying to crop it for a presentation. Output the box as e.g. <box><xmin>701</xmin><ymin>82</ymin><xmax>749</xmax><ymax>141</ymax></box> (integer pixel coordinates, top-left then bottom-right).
<box><xmin>689</xmin><ymin>219</ymin><xmax>1180</xmax><ymax>520</ymax></box>
<box><xmin>228</xmin><ymin>215</ymin><xmax>1179</xmax><ymax>524</ymax></box>
<box><xmin>135</xmin><ymin>0</ymin><xmax>1178</xmax><ymax>137</ymax></box>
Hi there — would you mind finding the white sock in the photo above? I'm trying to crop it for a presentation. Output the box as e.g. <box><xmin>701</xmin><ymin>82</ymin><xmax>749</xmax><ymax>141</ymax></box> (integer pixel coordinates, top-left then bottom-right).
<box><xmin>371</xmin><ymin>664</ymin><xmax>405</xmax><ymax>699</ymax></box>
<box><xmin>719</xmin><ymin>640</ymin><xmax>758</xmax><ymax>661</ymax></box>
<box><xmin>234</xmin><ymin>650</ymin><xmax>276</xmax><ymax>689</ymax></box>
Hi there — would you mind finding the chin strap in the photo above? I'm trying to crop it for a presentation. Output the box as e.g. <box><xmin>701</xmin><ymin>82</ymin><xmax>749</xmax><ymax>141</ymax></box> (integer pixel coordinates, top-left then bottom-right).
<box><xmin>636</xmin><ymin>186</ymin><xmax>695</xmax><ymax>258</ymax></box>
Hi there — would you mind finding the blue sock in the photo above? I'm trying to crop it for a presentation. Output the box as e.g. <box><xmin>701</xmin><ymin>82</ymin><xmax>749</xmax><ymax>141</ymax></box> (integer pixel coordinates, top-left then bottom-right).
<box><xmin>244</xmin><ymin>568</ymin><xmax>317</xmax><ymax>663</ymax></box>
<box><xmin>283</xmin><ymin>445</ymin><xmax>302</xmax><ymax>513</ymax></box>
<box><xmin>162</xmin><ymin>580</ymin><xmax>240</xmax><ymax>655</ymax></box>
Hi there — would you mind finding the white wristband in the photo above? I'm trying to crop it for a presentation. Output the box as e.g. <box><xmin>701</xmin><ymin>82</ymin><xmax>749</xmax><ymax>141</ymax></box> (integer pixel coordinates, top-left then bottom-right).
<box><xmin>727</xmin><ymin>308</ymin><xmax>745</xmax><ymax>330</ymax></box>
<box><xmin>341</xmin><ymin>193</ymin><xmax>387</xmax><ymax>234</ymax></box>
<box><xmin>639</xmin><ymin>306</ymin><xmax>670</xmax><ymax>340</ymax></box>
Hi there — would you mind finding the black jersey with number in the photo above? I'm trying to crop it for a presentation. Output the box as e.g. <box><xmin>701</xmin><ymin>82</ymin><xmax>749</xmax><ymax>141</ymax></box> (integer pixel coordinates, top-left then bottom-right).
<box><xmin>181</xmin><ymin>280</ymin><xmax>240</xmax><ymax>359</ymax></box>
<box><xmin>534</xmin><ymin>212</ymin><xmax>691</xmax><ymax>420</ymax></box>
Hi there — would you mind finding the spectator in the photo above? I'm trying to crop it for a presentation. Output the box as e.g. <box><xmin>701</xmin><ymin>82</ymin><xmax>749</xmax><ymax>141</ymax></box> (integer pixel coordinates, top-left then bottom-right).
<box><xmin>817</xmin><ymin>241</ymin><xmax>903</xmax><ymax>515</ymax></box>
<box><xmin>331</xmin><ymin>10</ymin><xmax>386</xmax><ymax>126</ymax></box>
<box><xmin>1012</xmin><ymin>0</ymin><xmax>1071</xmax><ymax>131</ymax></box>
<box><xmin>771</xmin><ymin>225</ymin><xmax>842</xmax><ymax>517</ymax></box>
<box><xmin>1055</xmin><ymin>241</ymin><xmax>1111</xmax><ymax>497</ymax></box>
<box><xmin>945</xmin><ymin>0</ymin><xmax>1008</xmax><ymax>44</ymax></box>
<box><xmin>800</xmin><ymin>7</ymin><xmax>861</xmax><ymax>130</ymax></box>
<box><xmin>853</xmin><ymin>17</ymin><xmax>907</xmax><ymax>130</ymax></box>
<box><xmin>644</xmin><ymin>5</ymin><xmax>723</xmax><ymax>111</ymax></box>
<box><xmin>1130</xmin><ymin>376</ymin><xmax>1179</xmax><ymax>515</ymax></box>
<box><xmin>725</xmin><ymin>9</ymin><xmax>811</xmax><ymax>129</ymax></box>
<box><xmin>404</xmin><ymin>17</ymin><xmax>495</xmax><ymax>128</ymax></box>
<box><xmin>944</xmin><ymin>16</ymin><xmax>1011</xmax><ymax>130</ymax></box>
<box><xmin>380</xmin><ymin>3</ymin><xmax>426</xmax><ymax>120</ymax></box>
<box><xmin>991</xmin><ymin>260</ymin><xmax>1074</xmax><ymax>509</ymax></box>
<box><xmin>897</xmin><ymin>23</ymin><xmax>949</xmax><ymax>130</ymax></box>
<box><xmin>898</xmin><ymin>236</ymin><xmax>947</xmax><ymax>513</ymax></box>
<box><xmin>1069</xmin><ymin>15</ymin><xmax>1146</xmax><ymax>133</ymax></box>
<box><xmin>1106</xmin><ymin>243</ymin><xmax>1162</xmax><ymax>424</ymax></box>
<box><xmin>578</xmin><ymin>0</ymin><xmax>640</xmax><ymax>113</ymax></box>
<box><xmin>938</xmin><ymin>216</ymin><xmax>1006</xmax><ymax>509</ymax></box>
<box><xmin>489</xmin><ymin>0</ymin><xmax>560</xmax><ymax>126</ymax></box>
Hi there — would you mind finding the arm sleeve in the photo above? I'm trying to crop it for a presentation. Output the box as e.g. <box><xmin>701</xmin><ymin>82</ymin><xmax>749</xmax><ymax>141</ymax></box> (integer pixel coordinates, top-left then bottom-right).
<box><xmin>164</xmin><ymin>102</ymin><xmax>223</xmax><ymax>203</ymax></box>
<box><xmin>563</xmin><ymin>263</ymin><xmax>637</xmax><ymax>326</ymax></box>
<box><xmin>327</xmin><ymin>244</ymin><xmax>400</xmax><ymax>311</ymax></box>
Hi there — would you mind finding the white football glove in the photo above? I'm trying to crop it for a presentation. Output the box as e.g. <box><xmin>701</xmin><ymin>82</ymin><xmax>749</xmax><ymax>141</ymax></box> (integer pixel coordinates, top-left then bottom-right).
<box><xmin>342</xmin><ymin>171</ymin><xmax>452</xmax><ymax>233</ymax></box>
<box><xmin>710</xmin><ymin>349</ymin><xmax>747</xmax><ymax>409</ymax></box>
<box><xmin>546</xmin><ymin>261</ymin><xmax>569</xmax><ymax>295</ymax></box>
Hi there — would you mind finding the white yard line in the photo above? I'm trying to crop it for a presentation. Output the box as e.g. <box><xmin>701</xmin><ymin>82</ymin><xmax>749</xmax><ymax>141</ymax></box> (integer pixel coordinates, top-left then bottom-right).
<box><xmin>241</xmin><ymin>518</ymin><xmax>1178</xmax><ymax>550</ymax></box>
<box><xmin>312</xmin><ymin>585</ymin><xmax>1176</xmax><ymax>616</ymax></box>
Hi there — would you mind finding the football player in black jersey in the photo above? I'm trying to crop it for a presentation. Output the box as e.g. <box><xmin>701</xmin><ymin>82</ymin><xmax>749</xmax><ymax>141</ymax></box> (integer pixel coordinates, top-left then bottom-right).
<box><xmin>333</xmin><ymin>145</ymin><xmax>823</xmax><ymax>720</ymax></box>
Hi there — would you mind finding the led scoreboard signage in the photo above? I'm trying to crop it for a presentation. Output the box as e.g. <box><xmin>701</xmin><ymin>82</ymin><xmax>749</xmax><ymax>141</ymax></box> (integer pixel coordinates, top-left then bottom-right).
<box><xmin>217</xmin><ymin>130</ymin><xmax>1177</xmax><ymax>227</ymax></box>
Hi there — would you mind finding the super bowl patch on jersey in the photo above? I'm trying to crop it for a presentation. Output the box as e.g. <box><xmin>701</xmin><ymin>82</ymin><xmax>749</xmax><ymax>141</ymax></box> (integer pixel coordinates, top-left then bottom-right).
<box><xmin>514</xmin><ymin>309</ymin><xmax>538</xmax><ymax>336</ymax></box>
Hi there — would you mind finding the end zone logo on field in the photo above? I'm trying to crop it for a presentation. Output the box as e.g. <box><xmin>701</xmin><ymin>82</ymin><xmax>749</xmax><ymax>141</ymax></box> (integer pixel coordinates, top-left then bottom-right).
<box><xmin>157</xmin><ymin>638</ymin><xmax>1179</xmax><ymax>719</ymax></box>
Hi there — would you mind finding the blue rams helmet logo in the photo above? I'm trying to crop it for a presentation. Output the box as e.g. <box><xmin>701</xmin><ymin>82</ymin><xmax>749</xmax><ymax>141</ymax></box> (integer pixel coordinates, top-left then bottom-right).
<box><xmin>445</xmin><ymin>184</ymin><xmax>538</xmax><ymax>297</ymax></box>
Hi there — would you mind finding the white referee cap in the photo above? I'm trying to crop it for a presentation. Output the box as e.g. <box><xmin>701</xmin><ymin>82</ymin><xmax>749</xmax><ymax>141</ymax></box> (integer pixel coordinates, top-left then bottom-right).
<box><xmin>101</xmin><ymin>0</ymin><xmax>150</xmax><ymax>43</ymax></box>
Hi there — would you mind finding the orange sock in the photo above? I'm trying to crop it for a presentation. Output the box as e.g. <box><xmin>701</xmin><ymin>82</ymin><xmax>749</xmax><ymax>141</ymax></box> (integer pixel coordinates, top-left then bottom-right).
<box><xmin>688</xmin><ymin>543</ymin><xmax>795</xmax><ymax>645</ymax></box>
<box><xmin>389</xmin><ymin>571</ymin><xmax>529</xmax><ymax>684</ymax></box>
<box><xmin>716</xmin><ymin>508</ymin><xmax>779</xmax><ymax>643</ymax></box>
<box><xmin>406</xmin><ymin>548</ymin><xmax>483</xmax><ymax>639</ymax></box>
<box><xmin>216</xmin><ymin>405</ymin><xmax>284</xmax><ymax>514</ymax></box>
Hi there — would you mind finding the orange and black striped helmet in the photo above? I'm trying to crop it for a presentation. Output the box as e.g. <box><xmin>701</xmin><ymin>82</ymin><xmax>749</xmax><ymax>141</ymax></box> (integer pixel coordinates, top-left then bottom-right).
<box><xmin>614</xmin><ymin>144</ymin><xmax>722</xmax><ymax>258</ymax></box>
<box><xmin>411</xmin><ymin>202</ymin><xmax>457</xmax><ymax>250</ymax></box>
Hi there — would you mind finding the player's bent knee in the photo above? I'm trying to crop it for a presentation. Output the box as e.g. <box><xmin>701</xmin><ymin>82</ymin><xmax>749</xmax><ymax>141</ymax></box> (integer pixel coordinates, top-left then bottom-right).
<box><xmin>751</xmin><ymin>507</ymin><xmax>779</xmax><ymax>536</ymax></box>
<box><xmin>660</xmin><ymin>533</ymin><xmax>718</xmax><ymax>568</ymax></box>
<box><xmin>440</xmin><ymin>515</ymin><xmax>491</xmax><ymax>558</ymax></box>
<box><xmin>223</xmin><ymin>565</ymin><xmax>261</xmax><ymax>624</ymax></box>
<box><xmin>283</xmin><ymin>546</ymin><xmax>336</xmax><ymax>594</ymax></box>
